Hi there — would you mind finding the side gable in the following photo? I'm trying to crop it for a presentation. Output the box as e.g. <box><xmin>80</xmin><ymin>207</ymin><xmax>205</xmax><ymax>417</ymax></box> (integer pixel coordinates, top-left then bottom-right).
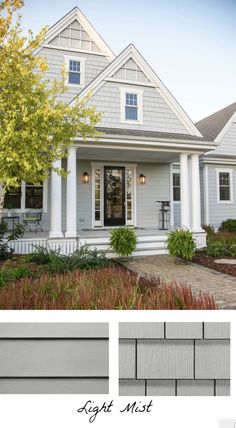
<box><xmin>196</xmin><ymin>104</ymin><xmax>236</xmax><ymax>159</ymax></box>
<box><xmin>73</xmin><ymin>44</ymin><xmax>202</xmax><ymax>137</ymax></box>
<box><xmin>37</xmin><ymin>7</ymin><xmax>115</xmax><ymax>60</ymax></box>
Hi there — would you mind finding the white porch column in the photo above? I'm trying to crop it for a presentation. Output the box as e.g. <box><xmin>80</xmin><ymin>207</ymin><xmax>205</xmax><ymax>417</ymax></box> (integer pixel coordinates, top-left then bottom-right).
<box><xmin>49</xmin><ymin>159</ymin><xmax>63</xmax><ymax>238</ymax></box>
<box><xmin>65</xmin><ymin>146</ymin><xmax>77</xmax><ymax>238</ymax></box>
<box><xmin>191</xmin><ymin>153</ymin><xmax>202</xmax><ymax>232</ymax></box>
<box><xmin>180</xmin><ymin>153</ymin><xmax>190</xmax><ymax>229</ymax></box>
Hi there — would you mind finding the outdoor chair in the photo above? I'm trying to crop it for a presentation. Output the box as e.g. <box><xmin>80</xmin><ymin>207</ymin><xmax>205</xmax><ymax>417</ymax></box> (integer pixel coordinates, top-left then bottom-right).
<box><xmin>22</xmin><ymin>211</ymin><xmax>43</xmax><ymax>233</ymax></box>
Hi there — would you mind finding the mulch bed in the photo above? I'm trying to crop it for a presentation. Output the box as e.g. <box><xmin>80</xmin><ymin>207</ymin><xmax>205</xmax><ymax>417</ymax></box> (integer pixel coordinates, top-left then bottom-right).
<box><xmin>193</xmin><ymin>253</ymin><xmax>236</xmax><ymax>277</ymax></box>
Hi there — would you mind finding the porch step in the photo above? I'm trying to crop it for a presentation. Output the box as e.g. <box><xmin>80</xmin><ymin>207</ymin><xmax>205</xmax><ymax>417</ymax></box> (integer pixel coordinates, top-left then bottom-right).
<box><xmin>79</xmin><ymin>235</ymin><xmax>168</xmax><ymax>257</ymax></box>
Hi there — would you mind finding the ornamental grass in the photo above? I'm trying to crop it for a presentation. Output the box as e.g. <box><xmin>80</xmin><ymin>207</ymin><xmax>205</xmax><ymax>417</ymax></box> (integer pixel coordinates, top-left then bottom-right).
<box><xmin>0</xmin><ymin>267</ymin><xmax>217</xmax><ymax>310</ymax></box>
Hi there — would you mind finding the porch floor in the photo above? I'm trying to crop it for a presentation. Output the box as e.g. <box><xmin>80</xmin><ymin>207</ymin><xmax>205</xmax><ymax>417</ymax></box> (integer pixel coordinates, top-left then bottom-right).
<box><xmin>22</xmin><ymin>227</ymin><xmax>169</xmax><ymax>239</ymax></box>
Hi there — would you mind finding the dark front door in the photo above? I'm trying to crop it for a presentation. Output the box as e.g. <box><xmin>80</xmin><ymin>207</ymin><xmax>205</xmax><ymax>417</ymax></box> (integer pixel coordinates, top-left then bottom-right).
<box><xmin>104</xmin><ymin>166</ymin><xmax>125</xmax><ymax>226</ymax></box>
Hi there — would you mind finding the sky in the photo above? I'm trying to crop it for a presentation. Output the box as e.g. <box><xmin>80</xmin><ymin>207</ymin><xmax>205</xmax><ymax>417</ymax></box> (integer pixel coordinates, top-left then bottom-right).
<box><xmin>18</xmin><ymin>0</ymin><xmax>236</xmax><ymax>122</ymax></box>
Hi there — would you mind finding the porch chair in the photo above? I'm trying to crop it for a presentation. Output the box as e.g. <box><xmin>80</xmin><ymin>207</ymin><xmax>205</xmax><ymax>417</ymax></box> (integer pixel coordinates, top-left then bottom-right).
<box><xmin>22</xmin><ymin>210</ymin><xmax>43</xmax><ymax>233</ymax></box>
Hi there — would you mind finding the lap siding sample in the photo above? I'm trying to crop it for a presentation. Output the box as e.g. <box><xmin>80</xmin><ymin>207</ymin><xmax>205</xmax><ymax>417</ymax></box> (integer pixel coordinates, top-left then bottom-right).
<box><xmin>0</xmin><ymin>323</ymin><xmax>109</xmax><ymax>394</ymax></box>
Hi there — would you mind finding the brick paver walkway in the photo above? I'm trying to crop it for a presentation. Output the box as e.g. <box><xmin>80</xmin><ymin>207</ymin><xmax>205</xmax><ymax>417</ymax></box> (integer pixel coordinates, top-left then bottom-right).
<box><xmin>121</xmin><ymin>255</ymin><xmax>236</xmax><ymax>309</ymax></box>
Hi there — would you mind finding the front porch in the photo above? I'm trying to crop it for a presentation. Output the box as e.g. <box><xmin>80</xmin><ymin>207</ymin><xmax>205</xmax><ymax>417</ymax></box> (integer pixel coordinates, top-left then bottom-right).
<box><xmin>8</xmin><ymin>227</ymin><xmax>206</xmax><ymax>257</ymax></box>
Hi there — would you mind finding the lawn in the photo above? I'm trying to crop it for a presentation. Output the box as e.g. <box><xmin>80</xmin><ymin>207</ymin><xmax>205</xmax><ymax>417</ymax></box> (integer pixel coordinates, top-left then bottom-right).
<box><xmin>0</xmin><ymin>247</ymin><xmax>217</xmax><ymax>310</ymax></box>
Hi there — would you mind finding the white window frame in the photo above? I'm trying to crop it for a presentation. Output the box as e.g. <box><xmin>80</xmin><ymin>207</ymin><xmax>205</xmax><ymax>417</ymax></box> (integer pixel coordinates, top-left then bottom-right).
<box><xmin>172</xmin><ymin>171</ymin><xmax>181</xmax><ymax>203</ymax></box>
<box><xmin>120</xmin><ymin>87</ymin><xmax>143</xmax><ymax>124</ymax></box>
<box><xmin>91</xmin><ymin>162</ymin><xmax>137</xmax><ymax>228</ymax></box>
<box><xmin>216</xmin><ymin>168</ymin><xmax>233</xmax><ymax>203</ymax></box>
<box><xmin>64</xmin><ymin>56</ymin><xmax>86</xmax><ymax>88</ymax></box>
<box><xmin>3</xmin><ymin>181</ymin><xmax>48</xmax><ymax>213</ymax></box>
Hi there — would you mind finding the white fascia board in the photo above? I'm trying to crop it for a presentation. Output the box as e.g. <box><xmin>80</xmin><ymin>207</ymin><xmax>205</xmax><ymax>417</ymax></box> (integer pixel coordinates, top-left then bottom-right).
<box><xmin>203</xmin><ymin>157</ymin><xmax>236</xmax><ymax>165</ymax></box>
<box><xmin>73</xmin><ymin>137</ymin><xmax>213</xmax><ymax>152</ymax></box>
<box><xmin>214</xmin><ymin>111</ymin><xmax>236</xmax><ymax>143</ymax></box>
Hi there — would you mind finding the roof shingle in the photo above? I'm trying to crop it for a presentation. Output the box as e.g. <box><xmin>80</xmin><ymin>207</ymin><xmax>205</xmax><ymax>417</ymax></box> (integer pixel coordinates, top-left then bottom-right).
<box><xmin>195</xmin><ymin>102</ymin><xmax>236</xmax><ymax>141</ymax></box>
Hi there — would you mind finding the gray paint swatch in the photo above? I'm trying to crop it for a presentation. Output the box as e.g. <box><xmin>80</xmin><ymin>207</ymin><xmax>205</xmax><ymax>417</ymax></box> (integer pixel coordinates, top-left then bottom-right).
<box><xmin>0</xmin><ymin>323</ymin><xmax>109</xmax><ymax>394</ymax></box>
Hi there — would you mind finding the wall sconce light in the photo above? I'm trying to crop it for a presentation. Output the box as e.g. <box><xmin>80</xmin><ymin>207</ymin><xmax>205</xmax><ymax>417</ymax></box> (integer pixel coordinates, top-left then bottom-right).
<box><xmin>139</xmin><ymin>174</ymin><xmax>146</xmax><ymax>184</ymax></box>
<box><xmin>83</xmin><ymin>172</ymin><xmax>89</xmax><ymax>183</ymax></box>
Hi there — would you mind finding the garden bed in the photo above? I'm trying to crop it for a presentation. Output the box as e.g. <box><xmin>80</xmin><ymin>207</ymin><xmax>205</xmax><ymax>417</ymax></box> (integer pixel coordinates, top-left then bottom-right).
<box><xmin>0</xmin><ymin>244</ymin><xmax>218</xmax><ymax>310</ymax></box>
<box><xmin>193</xmin><ymin>253</ymin><xmax>236</xmax><ymax>277</ymax></box>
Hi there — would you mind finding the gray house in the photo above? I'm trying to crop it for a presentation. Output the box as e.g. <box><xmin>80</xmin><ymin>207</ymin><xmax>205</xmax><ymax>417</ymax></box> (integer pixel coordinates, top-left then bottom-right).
<box><xmin>4</xmin><ymin>7</ymin><xmax>223</xmax><ymax>255</ymax></box>
<box><xmin>195</xmin><ymin>103</ymin><xmax>236</xmax><ymax>229</ymax></box>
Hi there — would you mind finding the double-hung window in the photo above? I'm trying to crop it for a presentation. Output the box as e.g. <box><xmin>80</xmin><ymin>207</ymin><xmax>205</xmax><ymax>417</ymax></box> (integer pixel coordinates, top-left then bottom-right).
<box><xmin>216</xmin><ymin>169</ymin><xmax>233</xmax><ymax>202</ymax></box>
<box><xmin>68</xmin><ymin>59</ymin><xmax>81</xmax><ymax>85</ymax></box>
<box><xmin>120</xmin><ymin>88</ymin><xmax>143</xmax><ymax>123</ymax></box>
<box><xmin>125</xmin><ymin>93</ymin><xmax>138</xmax><ymax>120</ymax></box>
<box><xmin>65</xmin><ymin>56</ymin><xmax>85</xmax><ymax>87</ymax></box>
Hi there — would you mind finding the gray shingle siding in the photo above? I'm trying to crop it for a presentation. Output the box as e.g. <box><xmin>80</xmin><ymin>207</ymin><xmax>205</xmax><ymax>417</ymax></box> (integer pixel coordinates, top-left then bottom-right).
<box><xmin>137</xmin><ymin>163</ymin><xmax>170</xmax><ymax>228</ymax></box>
<box><xmin>207</xmin><ymin>164</ymin><xmax>236</xmax><ymax>228</ymax></box>
<box><xmin>37</xmin><ymin>47</ymin><xmax>109</xmax><ymax>104</ymax></box>
<box><xmin>85</xmin><ymin>81</ymin><xmax>190</xmax><ymax>134</ymax></box>
<box><xmin>119</xmin><ymin>322</ymin><xmax>230</xmax><ymax>396</ymax></box>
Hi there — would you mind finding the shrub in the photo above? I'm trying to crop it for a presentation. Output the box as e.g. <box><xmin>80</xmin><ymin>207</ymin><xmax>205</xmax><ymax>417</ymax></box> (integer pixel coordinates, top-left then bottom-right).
<box><xmin>202</xmin><ymin>224</ymin><xmax>215</xmax><ymax>239</ymax></box>
<box><xmin>0</xmin><ymin>267</ymin><xmax>217</xmax><ymax>310</ymax></box>
<box><xmin>26</xmin><ymin>244</ymin><xmax>111</xmax><ymax>274</ymax></box>
<box><xmin>0</xmin><ymin>266</ymin><xmax>32</xmax><ymax>288</ymax></box>
<box><xmin>109</xmin><ymin>227</ymin><xmax>137</xmax><ymax>257</ymax></box>
<box><xmin>0</xmin><ymin>221</ymin><xmax>25</xmax><ymax>260</ymax></box>
<box><xmin>219</xmin><ymin>219</ymin><xmax>236</xmax><ymax>232</ymax></box>
<box><xmin>206</xmin><ymin>239</ymin><xmax>236</xmax><ymax>257</ymax></box>
<box><xmin>167</xmin><ymin>229</ymin><xmax>196</xmax><ymax>261</ymax></box>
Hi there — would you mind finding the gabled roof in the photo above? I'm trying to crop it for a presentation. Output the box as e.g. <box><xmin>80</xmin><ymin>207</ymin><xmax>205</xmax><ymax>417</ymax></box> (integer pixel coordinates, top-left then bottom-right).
<box><xmin>195</xmin><ymin>102</ymin><xmax>236</xmax><ymax>141</ymax></box>
<box><xmin>71</xmin><ymin>44</ymin><xmax>202</xmax><ymax>137</ymax></box>
<box><xmin>37</xmin><ymin>6</ymin><xmax>115</xmax><ymax>60</ymax></box>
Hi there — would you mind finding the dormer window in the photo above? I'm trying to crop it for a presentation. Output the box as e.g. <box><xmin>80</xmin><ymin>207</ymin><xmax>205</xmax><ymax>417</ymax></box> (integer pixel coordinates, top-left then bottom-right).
<box><xmin>120</xmin><ymin>87</ymin><xmax>143</xmax><ymax>124</ymax></box>
<box><xmin>69</xmin><ymin>60</ymin><xmax>81</xmax><ymax>84</ymax></box>
<box><xmin>125</xmin><ymin>93</ymin><xmax>138</xmax><ymax>120</ymax></box>
<box><xmin>65</xmin><ymin>56</ymin><xmax>86</xmax><ymax>87</ymax></box>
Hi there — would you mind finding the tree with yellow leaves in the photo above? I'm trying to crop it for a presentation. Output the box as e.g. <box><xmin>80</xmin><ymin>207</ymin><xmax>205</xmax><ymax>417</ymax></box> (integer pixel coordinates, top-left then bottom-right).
<box><xmin>0</xmin><ymin>1</ymin><xmax>100</xmax><ymax>219</ymax></box>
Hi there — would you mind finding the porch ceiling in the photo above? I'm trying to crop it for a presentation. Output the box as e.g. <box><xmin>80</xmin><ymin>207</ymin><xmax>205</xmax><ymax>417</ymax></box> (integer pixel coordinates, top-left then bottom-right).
<box><xmin>76</xmin><ymin>146</ymin><xmax>180</xmax><ymax>163</ymax></box>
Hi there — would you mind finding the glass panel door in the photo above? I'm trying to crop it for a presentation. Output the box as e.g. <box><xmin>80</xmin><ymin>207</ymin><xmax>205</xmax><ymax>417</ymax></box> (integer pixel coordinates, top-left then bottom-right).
<box><xmin>104</xmin><ymin>167</ymin><xmax>125</xmax><ymax>226</ymax></box>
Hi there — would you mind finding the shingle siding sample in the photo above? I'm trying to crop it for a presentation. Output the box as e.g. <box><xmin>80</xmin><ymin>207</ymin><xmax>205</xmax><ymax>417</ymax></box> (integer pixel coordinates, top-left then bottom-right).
<box><xmin>137</xmin><ymin>339</ymin><xmax>194</xmax><ymax>379</ymax></box>
<box><xmin>119</xmin><ymin>339</ymin><xmax>136</xmax><ymax>379</ymax></box>
<box><xmin>195</xmin><ymin>339</ymin><xmax>230</xmax><ymax>380</ymax></box>
<box><xmin>119</xmin><ymin>322</ymin><xmax>164</xmax><ymax>339</ymax></box>
<box><xmin>0</xmin><ymin>323</ymin><xmax>108</xmax><ymax>394</ymax></box>
<box><xmin>119</xmin><ymin>322</ymin><xmax>230</xmax><ymax>396</ymax></box>
<box><xmin>166</xmin><ymin>322</ymin><xmax>203</xmax><ymax>339</ymax></box>
<box><xmin>146</xmin><ymin>380</ymin><xmax>175</xmax><ymax>396</ymax></box>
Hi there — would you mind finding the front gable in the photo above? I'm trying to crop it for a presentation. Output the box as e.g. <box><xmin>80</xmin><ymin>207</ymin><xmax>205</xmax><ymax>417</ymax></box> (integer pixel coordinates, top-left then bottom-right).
<box><xmin>75</xmin><ymin>44</ymin><xmax>202</xmax><ymax>137</ymax></box>
<box><xmin>37</xmin><ymin>7</ymin><xmax>115</xmax><ymax>61</ymax></box>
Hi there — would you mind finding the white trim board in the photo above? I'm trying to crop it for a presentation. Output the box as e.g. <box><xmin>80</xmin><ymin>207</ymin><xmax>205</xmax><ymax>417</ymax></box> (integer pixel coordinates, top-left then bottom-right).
<box><xmin>72</xmin><ymin>44</ymin><xmax>203</xmax><ymax>137</ymax></box>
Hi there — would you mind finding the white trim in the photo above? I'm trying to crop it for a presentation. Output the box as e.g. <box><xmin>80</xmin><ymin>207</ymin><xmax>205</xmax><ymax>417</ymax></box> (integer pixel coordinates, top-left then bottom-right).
<box><xmin>215</xmin><ymin>168</ymin><xmax>233</xmax><ymax>204</ymax></box>
<box><xmin>73</xmin><ymin>44</ymin><xmax>202</xmax><ymax>137</ymax></box>
<box><xmin>105</xmin><ymin>77</ymin><xmax>157</xmax><ymax>88</ymax></box>
<box><xmin>215</xmin><ymin>111</ymin><xmax>236</xmax><ymax>143</ymax></box>
<box><xmin>91</xmin><ymin>162</ymin><xmax>137</xmax><ymax>228</ymax></box>
<box><xmin>203</xmin><ymin>157</ymin><xmax>236</xmax><ymax>165</ymax></box>
<box><xmin>64</xmin><ymin>56</ymin><xmax>86</xmax><ymax>88</ymax></box>
<box><xmin>36</xmin><ymin>7</ymin><xmax>115</xmax><ymax>60</ymax></box>
<box><xmin>119</xmin><ymin>87</ymin><xmax>143</xmax><ymax>124</ymax></box>
<box><xmin>203</xmin><ymin>164</ymin><xmax>209</xmax><ymax>225</ymax></box>
<box><xmin>74</xmin><ymin>135</ymin><xmax>214</xmax><ymax>151</ymax></box>
<box><xmin>169</xmin><ymin>164</ymin><xmax>174</xmax><ymax>227</ymax></box>
<box><xmin>40</xmin><ymin>44</ymin><xmax>108</xmax><ymax>57</ymax></box>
